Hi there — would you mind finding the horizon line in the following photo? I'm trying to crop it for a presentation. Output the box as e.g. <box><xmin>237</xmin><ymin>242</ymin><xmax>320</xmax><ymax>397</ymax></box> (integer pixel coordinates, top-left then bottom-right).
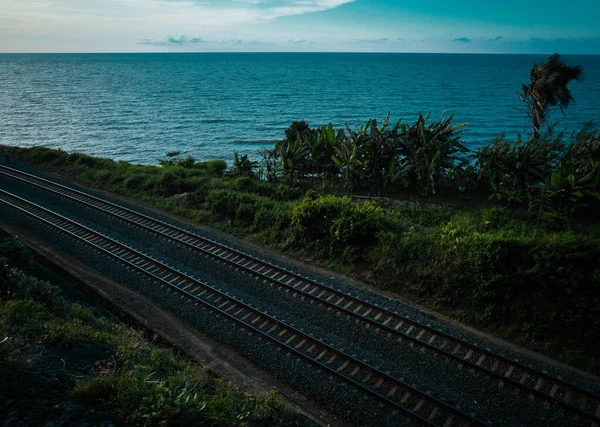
<box><xmin>1</xmin><ymin>51</ymin><xmax>599</xmax><ymax>55</ymax></box>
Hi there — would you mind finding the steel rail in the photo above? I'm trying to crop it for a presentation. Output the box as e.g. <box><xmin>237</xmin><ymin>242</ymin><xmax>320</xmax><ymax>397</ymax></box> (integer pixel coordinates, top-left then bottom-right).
<box><xmin>0</xmin><ymin>188</ymin><xmax>490</xmax><ymax>427</ymax></box>
<box><xmin>1</xmin><ymin>164</ymin><xmax>599</xmax><ymax>425</ymax></box>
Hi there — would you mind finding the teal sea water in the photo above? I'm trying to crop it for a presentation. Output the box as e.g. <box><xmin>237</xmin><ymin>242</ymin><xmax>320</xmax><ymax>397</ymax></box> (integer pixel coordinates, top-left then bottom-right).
<box><xmin>1</xmin><ymin>53</ymin><xmax>599</xmax><ymax>164</ymax></box>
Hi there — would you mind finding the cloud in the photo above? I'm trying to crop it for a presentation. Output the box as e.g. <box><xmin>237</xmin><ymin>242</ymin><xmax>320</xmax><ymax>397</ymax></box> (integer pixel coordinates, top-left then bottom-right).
<box><xmin>489</xmin><ymin>36</ymin><xmax>503</xmax><ymax>41</ymax></box>
<box><xmin>138</xmin><ymin>35</ymin><xmax>276</xmax><ymax>47</ymax></box>
<box><xmin>0</xmin><ymin>0</ymin><xmax>357</xmax><ymax>35</ymax></box>
<box><xmin>453</xmin><ymin>37</ymin><xmax>471</xmax><ymax>43</ymax></box>
<box><xmin>358</xmin><ymin>37</ymin><xmax>391</xmax><ymax>44</ymax></box>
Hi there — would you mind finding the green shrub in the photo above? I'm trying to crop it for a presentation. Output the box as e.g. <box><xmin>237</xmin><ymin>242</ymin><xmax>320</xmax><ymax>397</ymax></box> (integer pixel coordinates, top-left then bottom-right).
<box><xmin>291</xmin><ymin>195</ymin><xmax>395</xmax><ymax>261</ymax></box>
<box><xmin>204</xmin><ymin>159</ymin><xmax>227</xmax><ymax>177</ymax></box>
<box><xmin>0</xmin><ymin>237</ymin><xmax>33</xmax><ymax>269</ymax></box>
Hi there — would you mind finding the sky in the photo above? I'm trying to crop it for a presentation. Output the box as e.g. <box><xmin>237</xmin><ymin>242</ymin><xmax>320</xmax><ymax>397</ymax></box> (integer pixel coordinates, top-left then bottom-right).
<box><xmin>1</xmin><ymin>0</ymin><xmax>599</xmax><ymax>53</ymax></box>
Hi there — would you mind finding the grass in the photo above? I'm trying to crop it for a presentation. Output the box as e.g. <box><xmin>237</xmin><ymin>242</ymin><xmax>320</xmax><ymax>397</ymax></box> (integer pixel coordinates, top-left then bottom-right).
<box><xmin>0</xmin><ymin>237</ymin><xmax>314</xmax><ymax>426</ymax></box>
<box><xmin>2</xmin><ymin>145</ymin><xmax>599</xmax><ymax>374</ymax></box>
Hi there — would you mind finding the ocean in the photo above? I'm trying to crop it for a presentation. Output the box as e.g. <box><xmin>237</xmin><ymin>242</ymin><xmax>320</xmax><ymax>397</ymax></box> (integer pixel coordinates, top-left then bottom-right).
<box><xmin>1</xmin><ymin>53</ymin><xmax>599</xmax><ymax>165</ymax></box>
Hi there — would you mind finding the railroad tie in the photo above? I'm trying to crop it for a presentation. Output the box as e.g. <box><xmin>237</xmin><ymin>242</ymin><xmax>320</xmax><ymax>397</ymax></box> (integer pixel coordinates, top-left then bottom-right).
<box><xmin>413</xmin><ymin>397</ymin><xmax>425</xmax><ymax>412</ymax></box>
<box><xmin>316</xmin><ymin>349</ymin><xmax>328</xmax><ymax>360</ymax></box>
<box><xmin>579</xmin><ymin>394</ymin><xmax>588</xmax><ymax>411</ymax></box>
<box><xmin>519</xmin><ymin>372</ymin><xmax>528</xmax><ymax>385</ymax></box>
<box><xmin>428</xmin><ymin>406</ymin><xmax>440</xmax><ymax>421</ymax></box>
<box><xmin>337</xmin><ymin>360</ymin><xmax>349</xmax><ymax>372</ymax></box>
<box><xmin>504</xmin><ymin>365</ymin><xmax>514</xmax><ymax>378</ymax></box>
<box><xmin>443</xmin><ymin>413</ymin><xmax>456</xmax><ymax>427</ymax></box>
<box><xmin>348</xmin><ymin>366</ymin><xmax>361</xmax><ymax>377</ymax></box>
<box><xmin>476</xmin><ymin>355</ymin><xmax>486</xmax><ymax>366</ymax></box>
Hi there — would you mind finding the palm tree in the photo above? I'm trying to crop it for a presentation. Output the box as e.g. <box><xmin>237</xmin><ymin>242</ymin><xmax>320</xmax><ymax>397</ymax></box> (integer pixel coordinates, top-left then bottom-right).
<box><xmin>518</xmin><ymin>53</ymin><xmax>584</xmax><ymax>141</ymax></box>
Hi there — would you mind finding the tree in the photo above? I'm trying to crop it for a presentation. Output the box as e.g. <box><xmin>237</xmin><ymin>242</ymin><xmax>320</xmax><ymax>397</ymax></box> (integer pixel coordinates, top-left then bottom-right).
<box><xmin>332</xmin><ymin>138</ymin><xmax>362</xmax><ymax>195</ymax></box>
<box><xmin>398</xmin><ymin>113</ymin><xmax>468</xmax><ymax>197</ymax></box>
<box><xmin>518</xmin><ymin>53</ymin><xmax>584</xmax><ymax>141</ymax></box>
<box><xmin>357</xmin><ymin>113</ymin><xmax>400</xmax><ymax>197</ymax></box>
<box><xmin>231</xmin><ymin>151</ymin><xmax>257</xmax><ymax>178</ymax></box>
<box><xmin>308</xmin><ymin>123</ymin><xmax>342</xmax><ymax>183</ymax></box>
<box><xmin>277</xmin><ymin>138</ymin><xmax>308</xmax><ymax>186</ymax></box>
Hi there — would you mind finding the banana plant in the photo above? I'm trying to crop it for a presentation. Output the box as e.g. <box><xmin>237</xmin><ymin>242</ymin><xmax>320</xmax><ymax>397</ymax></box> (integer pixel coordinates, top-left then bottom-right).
<box><xmin>357</xmin><ymin>112</ymin><xmax>401</xmax><ymax>197</ymax></box>
<box><xmin>278</xmin><ymin>138</ymin><xmax>308</xmax><ymax>186</ymax></box>
<box><xmin>231</xmin><ymin>151</ymin><xmax>257</xmax><ymax>178</ymax></box>
<box><xmin>398</xmin><ymin>113</ymin><xmax>468</xmax><ymax>196</ymax></box>
<box><xmin>548</xmin><ymin>169</ymin><xmax>600</xmax><ymax>214</ymax></box>
<box><xmin>332</xmin><ymin>139</ymin><xmax>362</xmax><ymax>195</ymax></box>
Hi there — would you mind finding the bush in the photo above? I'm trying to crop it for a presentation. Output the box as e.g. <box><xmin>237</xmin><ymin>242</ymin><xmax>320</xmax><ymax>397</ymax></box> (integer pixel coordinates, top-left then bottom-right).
<box><xmin>0</xmin><ymin>265</ymin><xmax>67</xmax><ymax>313</ymax></box>
<box><xmin>203</xmin><ymin>159</ymin><xmax>227</xmax><ymax>177</ymax></box>
<box><xmin>207</xmin><ymin>189</ymin><xmax>284</xmax><ymax>230</ymax></box>
<box><xmin>291</xmin><ymin>195</ymin><xmax>396</xmax><ymax>261</ymax></box>
<box><xmin>0</xmin><ymin>237</ymin><xmax>33</xmax><ymax>269</ymax></box>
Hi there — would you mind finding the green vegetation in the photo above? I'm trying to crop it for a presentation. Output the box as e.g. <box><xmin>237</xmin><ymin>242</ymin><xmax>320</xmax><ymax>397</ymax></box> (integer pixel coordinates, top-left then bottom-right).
<box><xmin>0</xmin><ymin>238</ymin><xmax>313</xmax><ymax>426</ymax></box>
<box><xmin>1</xmin><ymin>53</ymin><xmax>598</xmax><ymax>373</ymax></box>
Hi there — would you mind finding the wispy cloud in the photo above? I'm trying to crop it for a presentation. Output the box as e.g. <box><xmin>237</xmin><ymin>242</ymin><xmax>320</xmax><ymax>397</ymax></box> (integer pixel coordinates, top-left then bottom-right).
<box><xmin>138</xmin><ymin>36</ymin><xmax>275</xmax><ymax>47</ymax></box>
<box><xmin>358</xmin><ymin>38</ymin><xmax>391</xmax><ymax>44</ymax></box>
<box><xmin>1</xmin><ymin>0</ymin><xmax>356</xmax><ymax>33</ymax></box>
<box><xmin>453</xmin><ymin>37</ymin><xmax>471</xmax><ymax>43</ymax></box>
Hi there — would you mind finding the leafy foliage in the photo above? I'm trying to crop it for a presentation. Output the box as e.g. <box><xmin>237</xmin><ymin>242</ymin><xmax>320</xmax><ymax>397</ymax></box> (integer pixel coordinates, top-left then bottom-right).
<box><xmin>231</xmin><ymin>151</ymin><xmax>257</xmax><ymax>178</ymax></box>
<box><xmin>397</xmin><ymin>113</ymin><xmax>469</xmax><ymax>196</ymax></box>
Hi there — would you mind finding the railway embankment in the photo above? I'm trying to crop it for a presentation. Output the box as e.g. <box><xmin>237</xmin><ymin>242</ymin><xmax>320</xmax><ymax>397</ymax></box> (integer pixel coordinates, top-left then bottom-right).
<box><xmin>2</xmin><ymin>145</ymin><xmax>598</xmax><ymax>375</ymax></box>
<box><xmin>1</xmin><ymin>149</ymin><xmax>599</xmax><ymax>426</ymax></box>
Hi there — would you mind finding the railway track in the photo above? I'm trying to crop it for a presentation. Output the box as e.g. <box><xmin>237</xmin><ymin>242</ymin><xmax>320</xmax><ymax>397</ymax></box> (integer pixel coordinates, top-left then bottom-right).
<box><xmin>1</xmin><ymin>164</ymin><xmax>599</xmax><ymax>426</ymax></box>
<box><xmin>0</xmin><ymin>187</ymin><xmax>491</xmax><ymax>427</ymax></box>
